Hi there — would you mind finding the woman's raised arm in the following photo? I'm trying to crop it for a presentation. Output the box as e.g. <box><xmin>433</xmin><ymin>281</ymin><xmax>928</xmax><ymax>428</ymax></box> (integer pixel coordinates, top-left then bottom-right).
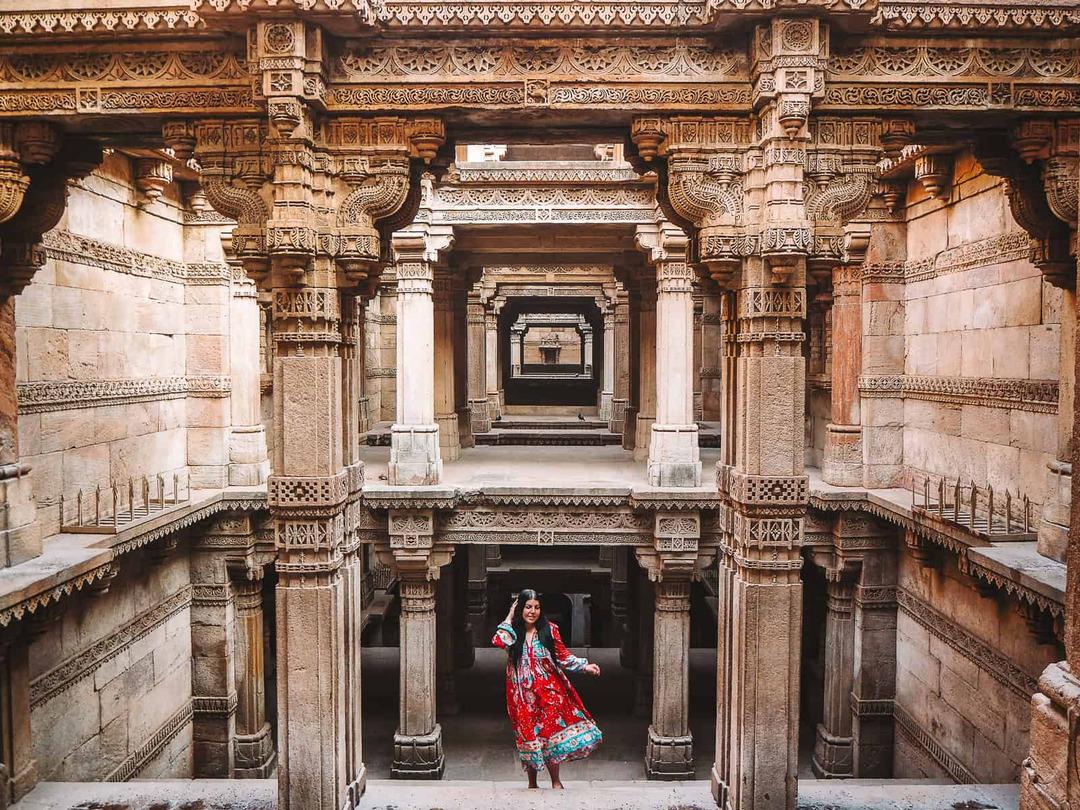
<box><xmin>492</xmin><ymin>598</ymin><xmax>517</xmax><ymax>649</ymax></box>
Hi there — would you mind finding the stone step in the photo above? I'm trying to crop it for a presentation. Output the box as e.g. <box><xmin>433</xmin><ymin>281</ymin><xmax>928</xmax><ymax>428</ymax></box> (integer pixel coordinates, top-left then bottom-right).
<box><xmin>493</xmin><ymin>419</ymin><xmax>609</xmax><ymax>430</ymax></box>
<box><xmin>10</xmin><ymin>778</ymin><xmax>1019</xmax><ymax>810</ymax></box>
<box><xmin>475</xmin><ymin>429</ymin><xmax>623</xmax><ymax>446</ymax></box>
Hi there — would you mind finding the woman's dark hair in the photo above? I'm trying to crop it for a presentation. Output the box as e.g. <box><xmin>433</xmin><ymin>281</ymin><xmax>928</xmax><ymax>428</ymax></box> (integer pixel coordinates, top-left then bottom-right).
<box><xmin>509</xmin><ymin>589</ymin><xmax>557</xmax><ymax>666</ymax></box>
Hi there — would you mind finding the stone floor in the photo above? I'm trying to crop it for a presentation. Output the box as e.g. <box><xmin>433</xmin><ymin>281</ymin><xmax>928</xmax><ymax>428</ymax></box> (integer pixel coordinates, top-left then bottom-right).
<box><xmin>10</xmin><ymin>779</ymin><xmax>1020</xmax><ymax>809</ymax></box>
<box><xmin>359</xmin><ymin>444</ymin><xmax>723</xmax><ymax>489</ymax></box>
<box><xmin>361</xmin><ymin>646</ymin><xmax>719</xmax><ymax>780</ymax></box>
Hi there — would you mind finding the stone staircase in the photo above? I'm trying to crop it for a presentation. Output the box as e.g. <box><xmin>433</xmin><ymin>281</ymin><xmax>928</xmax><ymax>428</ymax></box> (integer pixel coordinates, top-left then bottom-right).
<box><xmin>475</xmin><ymin>416</ymin><xmax>622</xmax><ymax>446</ymax></box>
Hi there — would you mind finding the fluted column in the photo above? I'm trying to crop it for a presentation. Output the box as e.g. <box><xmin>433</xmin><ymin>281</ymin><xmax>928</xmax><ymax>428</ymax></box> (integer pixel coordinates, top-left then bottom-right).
<box><xmin>433</xmin><ymin>267</ymin><xmax>460</xmax><ymax>462</ymax></box>
<box><xmin>812</xmin><ymin>576</ymin><xmax>856</xmax><ymax>777</ymax></box>
<box><xmin>638</xmin><ymin>223</ymin><xmax>700</xmax><ymax>486</ymax></box>
<box><xmin>233</xmin><ymin>578</ymin><xmax>275</xmax><ymax>777</ymax></box>
<box><xmin>390</xmin><ymin>228</ymin><xmax>451</xmax><ymax>486</ymax></box>
<box><xmin>823</xmin><ymin>265</ymin><xmax>863</xmax><ymax>486</ymax></box>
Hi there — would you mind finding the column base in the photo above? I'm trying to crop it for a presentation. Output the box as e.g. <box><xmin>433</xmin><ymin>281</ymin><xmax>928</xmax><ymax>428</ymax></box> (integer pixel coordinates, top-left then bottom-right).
<box><xmin>389</xmin><ymin>424</ymin><xmax>442</xmax><ymax>485</ymax></box>
<box><xmin>487</xmin><ymin>393</ymin><xmax>502</xmax><ymax>421</ymax></box>
<box><xmin>710</xmin><ymin>763</ymin><xmax>730</xmax><ymax>810</ymax></box>
<box><xmin>811</xmin><ymin>723</ymin><xmax>853</xmax><ymax>778</ymax></box>
<box><xmin>435</xmin><ymin>411</ymin><xmax>461</xmax><ymax>463</ymax></box>
<box><xmin>599</xmin><ymin>390</ymin><xmax>614</xmax><ymax>421</ymax></box>
<box><xmin>0</xmin><ymin>468</ymin><xmax>39</xmax><ymax>567</ymax></box>
<box><xmin>392</xmin><ymin>724</ymin><xmax>445</xmax><ymax>779</ymax></box>
<box><xmin>633</xmin><ymin>412</ymin><xmax>654</xmax><ymax>460</ymax></box>
<box><xmin>229</xmin><ymin>425</ymin><xmax>270</xmax><ymax>486</ymax></box>
<box><xmin>234</xmin><ymin>722</ymin><xmax>277</xmax><ymax>778</ymax></box>
<box><xmin>469</xmin><ymin>399</ymin><xmax>491</xmax><ymax>435</ymax></box>
<box><xmin>647</xmin><ymin>423</ymin><xmax>701</xmax><ymax>487</ymax></box>
<box><xmin>822</xmin><ymin>423</ymin><xmax>863</xmax><ymax>487</ymax></box>
<box><xmin>645</xmin><ymin>726</ymin><xmax>693</xmax><ymax>780</ymax></box>
<box><xmin>345</xmin><ymin>762</ymin><xmax>367</xmax><ymax>810</ymax></box>
<box><xmin>1022</xmin><ymin>661</ymin><xmax>1079</xmax><ymax>810</ymax></box>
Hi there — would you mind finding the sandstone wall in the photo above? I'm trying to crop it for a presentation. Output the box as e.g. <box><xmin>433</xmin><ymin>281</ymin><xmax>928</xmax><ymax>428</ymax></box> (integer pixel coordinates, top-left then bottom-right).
<box><xmin>893</xmin><ymin>545</ymin><xmax>1059</xmax><ymax>783</ymax></box>
<box><xmin>28</xmin><ymin>551</ymin><xmax>193</xmax><ymax>781</ymax></box>
<box><xmin>901</xmin><ymin>153</ymin><xmax>1060</xmax><ymax>507</ymax></box>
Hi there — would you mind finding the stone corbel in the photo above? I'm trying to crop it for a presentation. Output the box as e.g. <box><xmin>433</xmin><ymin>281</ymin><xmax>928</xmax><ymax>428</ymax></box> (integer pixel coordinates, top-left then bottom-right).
<box><xmin>631</xmin><ymin>117</ymin><xmax>752</xmax><ymax>288</ymax></box>
<box><xmin>188</xmin><ymin>119</ymin><xmax>272</xmax><ymax>283</ymax></box>
<box><xmin>0</xmin><ymin>122</ymin><xmax>63</xmax><ymax>227</ymax></box>
<box><xmin>379</xmin><ymin>510</ymin><xmax>453</xmax><ymax>580</ymax></box>
<box><xmin>913</xmin><ymin>153</ymin><xmax>952</xmax><ymax>201</ymax></box>
<box><xmin>975</xmin><ymin>135</ymin><xmax>1074</xmax><ymax>289</ymax></box>
<box><xmin>750</xmin><ymin>19</ymin><xmax>828</xmax><ymax>139</ymax></box>
<box><xmin>635</xmin><ymin>511</ymin><xmax>711</xmax><ymax>583</ymax></box>
<box><xmin>135</xmin><ymin>158</ymin><xmax>174</xmax><ymax>206</ymax></box>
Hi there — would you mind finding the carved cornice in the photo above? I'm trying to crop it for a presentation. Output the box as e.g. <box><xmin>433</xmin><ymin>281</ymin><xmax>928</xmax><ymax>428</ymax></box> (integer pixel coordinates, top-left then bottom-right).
<box><xmin>859</xmin><ymin>374</ymin><xmax>1058</xmax><ymax>413</ymax></box>
<box><xmin>17</xmin><ymin>376</ymin><xmax>231</xmax><ymax>414</ymax></box>
<box><xmin>42</xmin><ymin>229</ymin><xmax>232</xmax><ymax>285</ymax></box>
<box><xmin>876</xmin><ymin>1</ymin><xmax>1080</xmax><ymax>32</ymax></box>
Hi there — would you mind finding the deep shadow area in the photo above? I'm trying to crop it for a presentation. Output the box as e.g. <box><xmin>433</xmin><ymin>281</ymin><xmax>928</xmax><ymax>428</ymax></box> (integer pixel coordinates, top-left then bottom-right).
<box><xmin>361</xmin><ymin>647</ymin><xmax>718</xmax><ymax>781</ymax></box>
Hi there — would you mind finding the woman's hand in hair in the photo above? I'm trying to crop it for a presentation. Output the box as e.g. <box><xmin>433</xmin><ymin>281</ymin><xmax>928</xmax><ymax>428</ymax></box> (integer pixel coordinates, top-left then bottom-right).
<box><xmin>584</xmin><ymin>663</ymin><xmax>601</xmax><ymax>677</ymax></box>
<box><xmin>504</xmin><ymin>598</ymin><xmax>518</xmax><ymax>624</ymax></box>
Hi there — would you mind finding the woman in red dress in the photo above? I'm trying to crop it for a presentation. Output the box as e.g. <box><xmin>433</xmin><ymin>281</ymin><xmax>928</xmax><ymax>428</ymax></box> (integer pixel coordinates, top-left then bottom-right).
<box><xmin>492</xmin><ymin>589</ymin><xmax>603</xmax><ymax>788</ymax></box>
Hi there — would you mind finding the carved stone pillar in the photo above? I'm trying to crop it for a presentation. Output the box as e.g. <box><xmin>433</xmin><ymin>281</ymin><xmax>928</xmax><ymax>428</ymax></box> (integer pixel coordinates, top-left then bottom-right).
<box><xmin>510</xmin><ymin>323</ymin><xmax>524</xmax><ymax>377</ymax></box>
<box><xmin>633</xmin><ymin>567</ymin><xmax>654</xmax><ymax>719</ymax></box>
<box><xmin>467</xmin><ymin>289</ymin><xmax>491</xmax><ymax>434</ymax></box>
<box><xmin>701</xmin><ymin>291</ymin><xmax>723</xmax><ymax>422</ymax></box>
<box><xmin>638</xmin><ymin>223</ymin><xmax>701</xmax><ymax>486</ymax></box>
<box><xmin>452</xmin><ymin>274</ymin><xmax>474</xmax><ymax>449</ymax></box>
<box><xmin>823</xmin><ymin>265</ymin><xmax>863</xmax><ymax>486</ymax></box>
<box><xmin>225</xmin><ymin>250</ymin><xmax>270</xmax><ymax>486</ymax></box>
<box><xmin>582</xmin><ymin>324</ymin><xmax>594</xmax><ymax>378</ymax></box>
<box><xmin>233</xmin><ymin>578</ymin><xmax>275</xmax><ymax>777</ymax></box>
<box><xmin>390</xmin><ymin>228</ymin><xmax>450</xmax><ymax>486</ymax></box>
<box><xmin>633</xmin><ymin>276</ymin><xmax>657</xmax><ymax>460</ymax></box>
<box><xmin>485</xmin><ymin>309</ymin><xmax>502</xmax><ymax>421</ymax></box>
<box><xmin>611</xmin><ymin>284</ymin><xmax>631</xmax><ymax>437</ymax></box>
<box><xmin>467</xmin><ymin>544</ymin><xmax>488</xmax><ymax>647</ymax></box>
<box><xmin>190</xmin><ymin>519</ymin><xmax>240</xmax><ymax>778</ymax></box>
<box><xmin>638</xmin><ymin>513</ymin><xmax>703</xmax><ymax>779</ymax></box>
<box><xmin>0</xmin><ymin>630</ymin><xmax>35</xmax><ymax>804</ymax></box>
<box><xmin>433</xmin><ymin>266</ymin><xmax>460</xmax><ymax>463</ymax></box>
<box><xmin>851</xmin><ymin>556</ymin><xmax>898</xmax><ymax>777</ymax></box>
<box><xmin>693</xmin><ymin>287</ymin><xmax>704</xmax><ymax>421</ymax></box>
<box><xmin>599</xmin><ymin>306</ymin><xmax>615</xmax><ymax>420</ymax></box>
<box><xmin>383</xmin><ymin>510</ymin><xmax>451</xmax><ymax>779</ymax></box>
<box><xmin>812</xmin><ymin>576</ymin><xmax>855</xmax><ymax>777</ymax></box>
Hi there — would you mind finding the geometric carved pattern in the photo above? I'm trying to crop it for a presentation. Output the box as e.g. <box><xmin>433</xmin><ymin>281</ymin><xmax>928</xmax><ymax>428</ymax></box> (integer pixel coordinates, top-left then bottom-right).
<box><xmin>727</xmin><ymin>472</ymin><xmax>809</xmax><ymax>505</ymax></box>
<box><xmin>268</xmin><ymin>472</ymin><xmax>349</xmax><ymax>509</ymax></box>
<box><xmin>733</xmin><ymin>513</ymin><xmax>803</xmax><ymax>548</ymax></box>
<box><xmin>860</xmin><ymin>374</ymin><xmax>1059</xmax><ymax>413</ymax></box>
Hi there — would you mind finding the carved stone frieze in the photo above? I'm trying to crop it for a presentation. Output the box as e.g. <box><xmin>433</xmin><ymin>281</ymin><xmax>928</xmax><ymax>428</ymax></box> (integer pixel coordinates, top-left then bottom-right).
<box><xmin>859</xmin><ymin>374</ymin><xmax>1058</xmax><ymax>413</ymax></box>
<box><xmin>17</xmin><ymin>375</ymin><xmax>230</xmax><ymax>414</ymax></box>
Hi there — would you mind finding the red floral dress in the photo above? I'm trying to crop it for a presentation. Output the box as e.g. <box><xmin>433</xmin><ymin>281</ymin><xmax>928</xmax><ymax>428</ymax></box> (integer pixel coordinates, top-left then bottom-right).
<box><xmin>492</xmin><ymin>620</ymin><xmax>602</xmax><ymax>770</ymax></box>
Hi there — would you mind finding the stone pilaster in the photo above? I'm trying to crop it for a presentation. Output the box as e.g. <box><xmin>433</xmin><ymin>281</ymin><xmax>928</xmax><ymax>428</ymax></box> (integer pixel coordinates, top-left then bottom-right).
<box><xmin>190</xmin><ymin>519</ymin><xmax>239</xmax><ymax>778</ymax></box>
<box><xmin>812</xmin><ymin>575</ymin><xmax>856</xmax><ymax>777</ymax></box>
<box><xmin>599</xmin><ymin>306</ymin><xmax>615</xmax><ymax>420</ymax></box>
<box><xmin>0</xmin><ymin>624</ymin><xmax>34</xmax><ymax>804</ymax></box>
<box><xmin>466</xmin><ymin>544</ymin><xmax>488</xmax><ymax>647</ymax></box>
<box><xmin>433</xmin><ymin>265</ymin><xmax>460</xmax><ymax>463</ymax></box>
<box><xmin>484</xmin><ymin>309</ymin><xmax>502</xmax><ymax>421</ymax></box>
<box><xmin>435</xmin><ymin>573</ymin><xmax>458</xmax><ymax>714</ymax></box>
<box><xmin>510</xmin><ymin>323</ymin><xmax>524</xmax><ymax>378</ymax></box>
<box><xmin>637</xmin><ymin>512</ymin><xmax>704</xmax><ymax>779</ymax></box>
<box><xmin>693</xmin><ymin>286</ymin><xmax>704</xmax><ymax>421</ymax></box>
<box><xmin>850</xmin><ymin>571</ymin><xmax>898</xmax><ymax>777</ymax></box>
<box><xmin>390</xmin><ymin>226</ymin><xmax>451</xmax><ymax>486</ymax></box>
<box><xmin>633</xmin><ymin>276</ymin><xmax>657</xmax><ymax>460</ymax></box>
<box><xmin>233</xmin><ymin>577</ymin><xmax>276</xmax><ymax>777</ymax></box>
<box><xmin>452</xmin><ymin>274</ymin><xmax>474</xmax><ymax>449</ymax></box>
<box><xmin>226</xmin><ymin>253</ymin><xmax>271</xmax><ymax>486</ymax></box>
<box><xmin>823</xmin><ymin>265</ymin><xmax>863</xmax><ymax>486</ymax></box>
<box><xmin>382</xmin><ymin>509</ymin><xmax>452</xmax><ymax>779</ymax></box>
<box><xmin>701</xmin><ymin>290</ymin><xmax>722</xmax><ymax>422</ymax></box>
<box><xmin>611</xmin><ymin>284</ymin><xmax>632</xmax><ymax>437</ymax></box>
<box><xmin>633</xmin><ymin>567</ymin><xmax>654</xmax><ymax>719</ymax></box>
<box><xmin>637</xmin><ymin>222</ymin><xmax>701</xmax><ymax>486</ymax></box>
<box><xmin>582</xmin><ymin>323</ymin><xmax>594</xmax><ymax>377</ymax></box>
<box><xmin>466</xmin><ymin>288</ymin><xmax>491</xmax><ymax>435</ymax></box>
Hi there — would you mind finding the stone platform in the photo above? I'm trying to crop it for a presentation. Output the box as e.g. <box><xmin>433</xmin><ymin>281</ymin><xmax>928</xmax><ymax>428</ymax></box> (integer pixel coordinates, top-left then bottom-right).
<box><xmin>10</xmin><ymin>779</ymin><xmax>1020</xmax><ymax>809</ymax></box>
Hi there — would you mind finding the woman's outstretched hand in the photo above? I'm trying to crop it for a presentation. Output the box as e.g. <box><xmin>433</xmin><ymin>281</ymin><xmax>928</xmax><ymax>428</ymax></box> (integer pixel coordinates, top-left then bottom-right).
<box><xmin>584</xmin><ymin>663</ymin><xmax>601</xmax><ymax>677</ymax></box>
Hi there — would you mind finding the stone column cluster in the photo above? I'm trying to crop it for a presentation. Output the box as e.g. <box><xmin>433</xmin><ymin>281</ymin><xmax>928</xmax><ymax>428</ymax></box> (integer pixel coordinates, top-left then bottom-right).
<box><xmin>191</xmin><ymin>102</ymin><xmax>445</xmax><ymax>809</ymax></box>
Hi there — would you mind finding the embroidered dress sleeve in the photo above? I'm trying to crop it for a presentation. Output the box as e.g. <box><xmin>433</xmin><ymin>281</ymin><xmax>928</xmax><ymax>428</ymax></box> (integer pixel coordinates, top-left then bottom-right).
<box><xmin>551</xmin><ymin>623</ymin><xmax>588</xmax><ymax>672</ymax></box>
<box><xmin>492</xmin><ymin>621</ymin><xmax>516</xmax><ymax>649</ymax></box>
